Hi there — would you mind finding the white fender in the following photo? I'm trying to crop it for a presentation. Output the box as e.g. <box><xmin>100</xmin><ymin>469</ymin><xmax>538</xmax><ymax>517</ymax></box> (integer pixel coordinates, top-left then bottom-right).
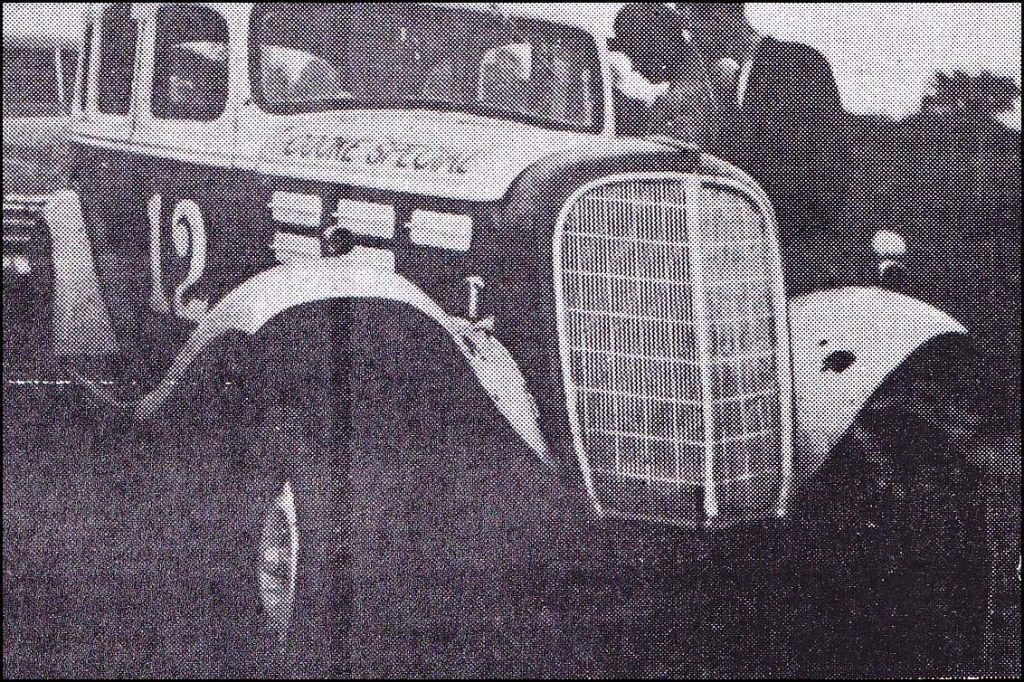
<box><xmin>788</xmin><ymin>286</ymin><xmax>968</xmax><ymax>473</ymax></box>
<box><xmin>119</xmin><ymin>257</ymin><xmax>551</xmax><ymax>465</ymax></box>
<box><xmin>42</xmin><ymin>191</ymin><xmax>119</xmax><ymax>356</ymax></box>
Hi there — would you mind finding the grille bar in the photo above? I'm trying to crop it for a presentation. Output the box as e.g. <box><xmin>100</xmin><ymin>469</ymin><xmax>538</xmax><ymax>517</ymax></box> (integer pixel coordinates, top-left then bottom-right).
<box><xmin>685</xmin><ymin>176</ymin><xmax>721</xmax><ymax>518</ymax></box>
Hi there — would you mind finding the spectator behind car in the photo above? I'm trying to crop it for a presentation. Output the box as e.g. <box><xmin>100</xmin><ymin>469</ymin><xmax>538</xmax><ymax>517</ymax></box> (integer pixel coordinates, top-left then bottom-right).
<box><xmin>608</xmin><ymin>3</ymin><xmax>702</xmax><ymax>137</ymax></box>
<box><xmin>670</xmin><ymin>3</ymin><xmax>852</xmax><ymax>249</ymax></box>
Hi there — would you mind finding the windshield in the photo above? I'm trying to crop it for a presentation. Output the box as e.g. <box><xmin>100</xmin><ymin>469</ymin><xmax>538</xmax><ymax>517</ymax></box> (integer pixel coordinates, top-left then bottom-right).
<box><xmin>250</xmin><ymin>3</ymin><xmax>604</xmax><ymax>133</ymax></box>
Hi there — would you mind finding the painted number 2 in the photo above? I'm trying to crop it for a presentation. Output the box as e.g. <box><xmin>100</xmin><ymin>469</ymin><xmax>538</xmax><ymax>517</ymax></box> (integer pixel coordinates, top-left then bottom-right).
<box><xmin>148</xmin><ymin>194</ymin><xmax>209</xmax><ymax>323</ymax></box>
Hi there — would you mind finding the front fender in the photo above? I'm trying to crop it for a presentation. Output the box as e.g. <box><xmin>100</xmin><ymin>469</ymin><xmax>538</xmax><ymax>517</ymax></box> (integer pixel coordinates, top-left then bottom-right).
<box><xmin>125</xmin><ymin>257</ymin><xmax>551</xmax><ymax>465</ymax></box>
<box><xmin>789</xmin><ymin>286</ymin><xmax>968</xmax><ymax>473</ymax></box>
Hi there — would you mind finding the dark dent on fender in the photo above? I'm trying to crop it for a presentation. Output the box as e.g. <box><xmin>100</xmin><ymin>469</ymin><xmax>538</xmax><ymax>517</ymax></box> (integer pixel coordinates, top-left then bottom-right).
<box><xmin>822</xmin><ymin>349</ymin><xmax>856</xmax><ymax>373</ymax></box>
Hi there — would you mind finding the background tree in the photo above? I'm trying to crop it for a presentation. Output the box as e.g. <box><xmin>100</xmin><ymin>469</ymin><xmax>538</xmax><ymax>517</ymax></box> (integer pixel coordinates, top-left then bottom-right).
<box><xmin>921</xmin><ymin>69</ymin><xmax>1021</xmax><ymax>118</ymax></box>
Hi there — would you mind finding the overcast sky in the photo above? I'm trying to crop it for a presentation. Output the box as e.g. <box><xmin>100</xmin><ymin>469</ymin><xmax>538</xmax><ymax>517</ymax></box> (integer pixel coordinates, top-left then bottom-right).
<box><xmin>4</xmin><ymin>2</ymin><xmax>1020</xmax><ymax>126</ymax></box>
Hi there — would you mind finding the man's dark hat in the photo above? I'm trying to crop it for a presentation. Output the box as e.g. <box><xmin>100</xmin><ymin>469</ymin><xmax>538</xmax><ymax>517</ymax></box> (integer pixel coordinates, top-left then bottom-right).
<box><xmin>610</xmin><ymin>3</ymin><xmax>687</xmax><ymax>51</ymax></box>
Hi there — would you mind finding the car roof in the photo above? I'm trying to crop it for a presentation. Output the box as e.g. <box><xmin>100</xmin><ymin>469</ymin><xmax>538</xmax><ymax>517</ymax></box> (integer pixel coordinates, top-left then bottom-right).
<box><xmin>84</xmin><ymin>3</ymin><xmax>627</xmax><ymax>40</ymax></box>
<box><xmin>427</xmin><ymin>3</ymin><xmax>625</xmax><ymax>38</ymax></box>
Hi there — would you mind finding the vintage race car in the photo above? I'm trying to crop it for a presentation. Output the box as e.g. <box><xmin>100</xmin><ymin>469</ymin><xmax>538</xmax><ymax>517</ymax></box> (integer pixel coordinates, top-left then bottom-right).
<box><xmin>42</xmin><ymin>2</ymin><xmax>986</xmax><ymax>676</ymax></box>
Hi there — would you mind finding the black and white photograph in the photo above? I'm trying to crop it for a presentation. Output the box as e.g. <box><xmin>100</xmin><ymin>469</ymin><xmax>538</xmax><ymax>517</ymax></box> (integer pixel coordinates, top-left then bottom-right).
<box><xmin>2</xmin><ymin>2</ymin><xmax>1020</xmax><ymax>678</ymax></box>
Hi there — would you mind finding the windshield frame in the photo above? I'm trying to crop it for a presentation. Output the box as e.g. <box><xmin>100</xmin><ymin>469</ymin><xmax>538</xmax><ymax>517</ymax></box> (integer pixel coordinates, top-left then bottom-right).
<box><xmin>247</xmin><ymin>2</ymin><xmax>605</xmax><ymax>134</ymax></box>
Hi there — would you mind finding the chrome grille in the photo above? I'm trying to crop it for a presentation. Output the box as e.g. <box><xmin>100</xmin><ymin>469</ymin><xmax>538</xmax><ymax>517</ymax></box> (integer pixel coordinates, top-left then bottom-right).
<box><xmin>3</xmin><ymin>194</ymin><xmax>47</xmax><ymax>232</ymax></box>
<box><xmin>555</xmin><ymin>176</ymin><xmax>791</xmax><ymax>526</ymax></box>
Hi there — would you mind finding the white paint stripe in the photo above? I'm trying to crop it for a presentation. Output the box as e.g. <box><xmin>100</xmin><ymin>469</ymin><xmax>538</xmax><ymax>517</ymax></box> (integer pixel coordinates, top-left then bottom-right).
<box><xmin>43</xmin><ymin>191</ymin><xmax>119</xmax><ymax>356</ymax></box>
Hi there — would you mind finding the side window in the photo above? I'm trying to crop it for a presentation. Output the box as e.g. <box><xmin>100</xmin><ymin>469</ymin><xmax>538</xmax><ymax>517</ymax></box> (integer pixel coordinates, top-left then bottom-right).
<box><xmin>96</xmin><ymin>4</ymin><xmax>137</xmax><ymax>115</ymax></box>
<box><xmin>151</xmin><ymin>5</ymin><xmax>229</xmax><ymax>121</ymax></box>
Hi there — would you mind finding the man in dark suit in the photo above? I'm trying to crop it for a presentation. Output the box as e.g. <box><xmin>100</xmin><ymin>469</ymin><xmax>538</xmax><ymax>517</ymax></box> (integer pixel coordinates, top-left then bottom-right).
<box><xmin>656</xmin><ymin>3</ymin><xmax>852</xmax><ymax>291</ymax></box>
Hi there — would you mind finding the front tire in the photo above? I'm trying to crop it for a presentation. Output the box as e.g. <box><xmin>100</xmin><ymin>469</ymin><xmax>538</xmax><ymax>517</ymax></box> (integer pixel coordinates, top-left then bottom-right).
<box><xmin>211</xmin><ymin>411</ymin><xmax>340</xmax><ymax>678</ymax></box>
<box><xmin>257</xmin><ymin>480</ymin><xmax>300</xmax><ymax>648</ymax></box>
<box><xmin>164</xmin><ymin>377</ymin><xmax>341</xmax><ymax>677</ymax></box>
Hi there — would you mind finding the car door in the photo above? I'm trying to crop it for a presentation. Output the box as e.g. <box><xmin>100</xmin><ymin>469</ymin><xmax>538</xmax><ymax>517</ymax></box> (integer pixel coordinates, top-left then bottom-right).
<box><xmin>77</xmin><ymin>2</ymin><xmax>138</xmax><ymax>147</ymax></box>
<box><xmin>74</xmin><ymin>2</ymin><xmax>140</xmax><ymax>202</ymax></box>
<box><xmin>130</xmin><ymin>3</ymin><xmax>243</xmax><ymax>328</ymax></box>
<box><xmin>69</xmin><ymin>3</ymin><xmax>155</xmax><ymax>356</ymax></box>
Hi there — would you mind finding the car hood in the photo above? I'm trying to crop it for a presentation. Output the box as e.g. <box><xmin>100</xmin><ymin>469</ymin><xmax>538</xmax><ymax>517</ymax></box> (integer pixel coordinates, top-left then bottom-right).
<box><xmin>250</xmin><ymin>110</ymin><xmax>602</xmax><ymax>202</ymax></box>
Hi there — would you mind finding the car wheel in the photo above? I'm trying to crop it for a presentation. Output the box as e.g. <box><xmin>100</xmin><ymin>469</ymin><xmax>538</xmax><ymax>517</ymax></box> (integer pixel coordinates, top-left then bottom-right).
<box><xmin>854</xmin><ymin>373</ymin><xmax>984</xmax><ymax>674</ymax></box>
<box><xmin>182</xmin><ymin>407</ymin><xmax>340</xmax><ymax>678</ymax></box>
<box><xmin>211</xmin><ymin>468</ymin><xmax>296</xmax><ymax>677</ymax></box>
<box><xmin>257</xmin><ymin>479</ymin><xmax>300</xmax><ymax>649</ymax></box>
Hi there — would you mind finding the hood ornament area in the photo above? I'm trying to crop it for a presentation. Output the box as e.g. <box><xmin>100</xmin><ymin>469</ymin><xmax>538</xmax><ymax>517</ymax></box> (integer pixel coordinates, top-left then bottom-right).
<box><xmin>465</xmin><ymin>275</ymin><xmax>486</xmax><ymax>320</ymax></box>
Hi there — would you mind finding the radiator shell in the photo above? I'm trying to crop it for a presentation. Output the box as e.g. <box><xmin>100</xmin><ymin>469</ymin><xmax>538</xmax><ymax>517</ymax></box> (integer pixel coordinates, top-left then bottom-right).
<box><xmin>553</xmin><ymin>172</ymin><xmax>794</xmax><ymax>526</ymax></box>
